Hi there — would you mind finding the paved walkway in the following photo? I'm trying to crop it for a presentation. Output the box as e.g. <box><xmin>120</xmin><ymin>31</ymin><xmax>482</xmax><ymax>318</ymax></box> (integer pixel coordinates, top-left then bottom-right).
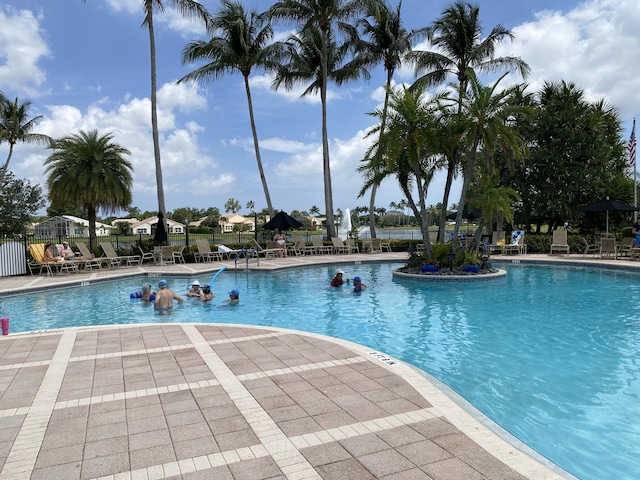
<box><xmin>0</xmin><ymin>251</ymin><xmax>608</xmax><ymax>479</ymax></box>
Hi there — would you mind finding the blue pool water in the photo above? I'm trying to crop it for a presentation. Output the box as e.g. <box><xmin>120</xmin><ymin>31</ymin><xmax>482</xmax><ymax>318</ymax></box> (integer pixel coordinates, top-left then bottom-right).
<box><xmin>1</xmin><ymin>262</ymin><xmax>639</xmax><ymax>480</ymax></box>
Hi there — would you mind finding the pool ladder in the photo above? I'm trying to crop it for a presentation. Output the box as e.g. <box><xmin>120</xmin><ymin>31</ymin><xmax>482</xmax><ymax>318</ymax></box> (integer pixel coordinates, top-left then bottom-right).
<box><xmin>234</xmin><ymin>246</ymin><xmax>259</xmax><ymax>270</ymax></box>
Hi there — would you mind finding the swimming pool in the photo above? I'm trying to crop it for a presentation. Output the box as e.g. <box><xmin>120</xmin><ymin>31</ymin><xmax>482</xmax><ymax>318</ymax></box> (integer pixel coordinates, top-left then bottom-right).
<box><xmin>1</xmin><ymin>262</ymin><xmax>638</xmax><ymax>480</ymax></box>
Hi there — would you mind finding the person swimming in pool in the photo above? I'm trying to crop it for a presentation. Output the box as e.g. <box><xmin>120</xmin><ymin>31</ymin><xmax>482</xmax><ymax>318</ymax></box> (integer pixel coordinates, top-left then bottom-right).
<box><xmin>141</xmin><ymin>283</ymin><xmax>156</xmax><ymax>302</ymax></box>
<box><xmin>227</xmin><ymin>289</ymin><xmax>239</xmax><ymax>304</ymax></box>
<box><xmin>154</xmin><ymin>279</ymin><xmax>183</xmax><ymax>312</ymax></box>
<box><xmin>185</xmin><ymin>280</ymin><xmax>203</xmax><ymax>298</ymax></box>
<box><xmin>200</xmin><ymin>285</ymin><xmax>213</xmax><ymax>302</ymax></box>
<box><xmin>352</xmin><ymin>276</ymin><xmax>366</xmax><ymax>293</ymax></box>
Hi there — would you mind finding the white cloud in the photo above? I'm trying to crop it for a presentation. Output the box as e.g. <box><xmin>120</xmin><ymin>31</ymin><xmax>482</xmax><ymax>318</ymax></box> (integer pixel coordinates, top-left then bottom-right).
<box><xmin>0</xmin><ymin>6</ymin><xmax>50</xmax><ymax>96</ymax></box>
<box><xmin>497</xmin><ymin>0</ymin><xmax>640</xmax><ymax>118</ymax></box>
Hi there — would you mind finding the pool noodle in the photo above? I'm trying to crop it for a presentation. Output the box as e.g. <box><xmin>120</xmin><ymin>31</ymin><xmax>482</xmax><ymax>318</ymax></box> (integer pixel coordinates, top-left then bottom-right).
<box><xmin>210</xmin><ymin>266</ymin><xmax>227</xmax><ymax>289</ymax></box>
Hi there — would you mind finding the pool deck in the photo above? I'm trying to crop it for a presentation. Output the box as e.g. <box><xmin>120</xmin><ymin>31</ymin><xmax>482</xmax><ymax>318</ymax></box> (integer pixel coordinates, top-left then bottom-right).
<box><xmin>0</xmin><ymin>250</ymin><xmax>620</xmax><ymax>479</ymax></box>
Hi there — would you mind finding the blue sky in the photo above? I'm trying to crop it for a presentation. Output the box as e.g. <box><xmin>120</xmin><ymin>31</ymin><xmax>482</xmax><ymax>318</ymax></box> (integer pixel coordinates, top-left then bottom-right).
<box><xmin>1</xmin><ymin>0</ymin><xmax>639</xmax><ymax>217</ymax></box>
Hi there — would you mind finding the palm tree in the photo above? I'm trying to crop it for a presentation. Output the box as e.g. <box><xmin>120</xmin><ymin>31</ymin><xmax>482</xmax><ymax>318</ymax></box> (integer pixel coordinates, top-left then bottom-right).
<box><xmin>269</xmin><ymin>0</ymin><xmax>368</xmax><ymax>239</ymax></box>
<box><xmin>454</xmin><ymin>72</ymin><xmax>527</xmax><ymax>239</ymax></box>
<box><xmin>179</xmin><ymin>0</ymin><xmax>279</xmax><ymax>218</ymax></box>
<box><xmin>84</xmin><ymin>0</ymin><xmax>210</xmax><ymax>235</ymax></box>
<box><xmin>356</xmin><ymin>0</ymin><xmax>415</xmax><ymax>238</ymax></box>
<box><xmin>406</xmin><ymin>1</ymin><xmax>529</xmax><ymax>242</ymax></box>
<box><xmin>360</xmin><ymin>85</ymin><xmax>443</xmax><ymax>255</ymax></box>
<box><xmin>44</xmin><ymin>130</ymin><xmax>133</xmax><ymax>246</ymax></box>
<box><xmin>0</xmin><ymin>97</ymin><xmax>51</xmax><ymax>190</ymax></box>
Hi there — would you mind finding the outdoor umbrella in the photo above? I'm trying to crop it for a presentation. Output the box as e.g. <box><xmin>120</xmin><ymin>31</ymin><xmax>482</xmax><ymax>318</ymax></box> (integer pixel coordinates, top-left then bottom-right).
<box><xmin>154</xmin><ymin>211</ymin><xmax>168</xmax><ymax>245</ymax></box>
<box><xmin>578</xmin><ymin>199</ymin><xmax>639</xmax><ymax>234</ymax></box>
<box><xmin>262</xmin><ymin>211</ymin><xmax>302</xmax><ymax>231</ymax></box>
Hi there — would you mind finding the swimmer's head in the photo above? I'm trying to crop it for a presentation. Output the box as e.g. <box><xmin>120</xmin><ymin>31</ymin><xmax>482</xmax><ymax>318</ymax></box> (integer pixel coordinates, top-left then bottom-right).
<box><xmin>159</xmin><ymin>279</ymin><xmax>168</xmax><ymax>288</ymax></box>
<box><xmin>142</xmin><ymin>284</ymin><xmax>151</xmax><ymax>294</ymax></box>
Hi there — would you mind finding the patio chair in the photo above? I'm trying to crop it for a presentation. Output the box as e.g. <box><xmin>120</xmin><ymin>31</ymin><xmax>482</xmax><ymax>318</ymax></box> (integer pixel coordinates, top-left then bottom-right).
<box><xmin>345</xmin><ymin>238</ymin><xmax>359</xmax><ymax>253</ymax></box>
<box><xmin>599</xmin><ymin>237</ymin><xmax>617</xmax><ymax>258</ymax></box>
<box><xmin>76</xmin><ymin>242</ymin><xmax>108</xmax><ymax>270</ymax></box>
<box><xmin>380</xmin><ymin>239</ymin><xmax>392</xmax><ymax>252</ymax></box>
<box><xmin>364</xmin><ymin>238</ymin><xmax>382</xmax><ymax>253</ymax></box>
<box><xmin>550</xmin><ymin>228</ymin><xmax>570</xmax><ymax>255</ymax></box>
<box><xmin>616</xmin><ymin>237</ymin><xmax>634</xmax><ymax>259</ymax></box>
<box><xmin>217</xmin><ymin>244</ymin><xmax>240</xmax><ymax>259</ymax></box>
<box><xmin>137</xmin><ymin>246</ymin><xmax>156</xmax><ymax>265</ymax></box>
<box><xmin>331</xmin><ymin>237</ymin><xmax>349</xmax><ymax>254</ymax></box>
<box><xmin>99</xmin><ymin>242</ymin><xmax>140</xmax><ymax>267</ymax></box>
<box><xmin>503</xmin><ymin>230</ymin><xmax>526</xmax><ymax>255</ymax></box>
<box><xmin>249</xmin><ymin>238</ymin><xmax>280</xmax><ymax>258</ymax></box>
<box><xmin>581</xmin><ymin>237</ymin><xmax>599</xmax><ymax>256</ymax></box>
<box><xmin>194</xmin><ymin>239</ymin><xmax>222</xmax><ymax>262</ymax></box>
<box><xmin>488</xmin><ymin>231</ymin><xmax>505</xmax><ymax>255</ymax></box>
<box><xmin>310</xmin><ymin>236</ymin><xmax>332</xmax><ymax>254</ymax></box>
<box><xmin>173</xmin><ymin>245</ymin><xmax>185</xmax><ymax>264</ymax></box>
<box><xmin>28</xmin><ymin>243</ymin><xmax>77</xmax><ymax>275</ymax></box>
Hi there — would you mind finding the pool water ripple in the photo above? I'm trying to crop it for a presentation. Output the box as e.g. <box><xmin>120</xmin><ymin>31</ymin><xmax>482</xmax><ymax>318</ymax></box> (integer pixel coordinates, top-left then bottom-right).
<box><xmin>1</xmin><ymin>262</ymin><xmax>639</xmax><ymax>480</ymax></box>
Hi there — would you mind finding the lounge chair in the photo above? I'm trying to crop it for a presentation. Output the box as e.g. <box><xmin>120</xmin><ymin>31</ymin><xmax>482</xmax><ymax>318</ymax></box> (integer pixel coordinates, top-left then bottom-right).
<box><xmin>310</xmin><ymin>236</ymin><xmax>332</xmax><ymax>254</ymax></box>
<box><xmin>550</xmin><ymin>228</ymin><xmax>570</xmax><ymax>255</ymax></box>
<box><xmin>99</xmin><ymin>242</ymin><xmax>140</xmax><ymax>267</ymax></box>
<box><xmin>503</xmin><ymin>230</ymin><xmax>526</xmax><ymax>255</ymax></box>
<box><xmin>137</xmin><ymin>246</ymin><xmax>156</xmax><ymax>265</ymax></box>
<box><xmin>364</xmin><ymin>238</ymin><xmax>382</xmax><ymax>253</ymax></box>
<box><xmin>331</xmin><ymin>237</ymin><xmax>349</xmax><ymax>254</ymax></box>
<box><xmin>581</xmin><ymin>237</ymin><xmax>599</xmax><ymax>257</ymax></box>
<box><xmin>217</xmin><ymin>244</ymin><xmax>240</xmax><ymax>259</ymax></box>
<box><xmin>248</xmin><ymin>238</ymin><xmax>280</xmax><ymax>258</ymax></box>
<box><xmin>28</xmin><ymin>243</ymin><xmax>77</xmax><ymax>275</ymax></box>
<box><xmin>172</xmin><ymin>245</ymin><xmax>185</xmax><ymax>264</ymax></box>
<box><xmin>76</xmin><ymin>242</ymin><xmax>109</xmax><ymax>270</ymax></box>
<box><xmin>345</xmin><ymin>238</ymin><xmax>359</xmax><ymax>253</ymax></box>
<box><xmin>488</xmin><ymin>231</ymin><xmax>505</xmax><ymax>255</ymax></box>
<box><xmin>616</xmin><ymin>237</ymin><xmax>634</xmax><ymax>259</ymax></box>
<box><xmin>599</xmin><ymin>237</ymin><xmax>617</xmax><ymax>258</ymax></box>
<box><xmin>194</xmin><ymin>239</ymin><xmax>222</xmax><ymax>262</ymax></box>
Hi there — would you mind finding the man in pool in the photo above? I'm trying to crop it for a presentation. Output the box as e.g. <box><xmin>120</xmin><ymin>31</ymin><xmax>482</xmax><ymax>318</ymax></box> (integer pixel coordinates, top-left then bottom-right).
<box><xmin>352</xmin><ymin>276</ymin><xmax>367</xmax><ymax>293</ymax></box>
<box><xmin>200</xmin><ymin>284</ymin><xmax>213</xmax><ymax>302</ymax></box>
<box><xmin>228</xmin><ymin>289</ymin><xmax>239</xmax><ymax>304</ymax></box>
<box><xmin>154</xmin><ymin>279</ymin><xmax>183</xmax><ymax>312</ymax></box>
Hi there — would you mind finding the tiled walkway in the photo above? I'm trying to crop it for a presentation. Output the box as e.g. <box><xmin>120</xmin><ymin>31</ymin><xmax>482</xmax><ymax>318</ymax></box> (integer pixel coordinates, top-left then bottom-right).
<box><xmin>0</xmin><ymin>252</ymin><xmax>590</xmax><ymax>479</ymax></box>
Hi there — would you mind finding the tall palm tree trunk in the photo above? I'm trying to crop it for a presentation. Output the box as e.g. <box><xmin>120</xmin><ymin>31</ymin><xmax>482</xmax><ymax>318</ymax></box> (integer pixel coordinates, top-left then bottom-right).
<box><xmin>147</xmin><ymin>6</ymin><xmax>168</xmax><ymax>239</ymax></box>
<box><xmin>437</xmin><ymin>156</ymin><xmax>455</xmax><ymax>242</ymax></box>
<box><xmin>368</xmin><ymin>69</ymin><xmax>394</xmax><ymax>239</ymax></box>
<box><xmin>0</xmin><ymin>143</ymin><xmax>15</xmax><ymax>188</ymax></box>
<box><xmin>244</xmin><ymin>75</ymin><xmax>274</xmax><ymax>218</ymax></box>
<box><xmin>320</xmin><ymin>30</ymin><xmax>335</xmax><ymax>239</ymax></box>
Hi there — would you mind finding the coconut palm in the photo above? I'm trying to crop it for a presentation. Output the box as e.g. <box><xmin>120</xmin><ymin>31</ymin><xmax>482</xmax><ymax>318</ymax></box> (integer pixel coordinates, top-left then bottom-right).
<box><xmin>269</xmin><ymin>0</ymin><xmax>369</xmax><ymax>239</ymax></box>
<box><xmin>83</xmin><ymin>0</ymin><xmax>210</xmax><ymax>235</ymax></box>
<box><xmin>0</xmin><ymin>97</ymin><xmax>51</xmax><ymax>190</ymax></box>
<box><xmin>45</xmin><ymin>130</ymin><xmax>133</xmax><ymax>246</ymax></box>
<box><xmin>406</xmin><ymin>1</ymin><xmax>529</xmax><ymax>242</ymax></box>
<box><xmin>356</xmin><ymin>0</ymin><xmax>416</xmax><ymax>238</ymax></box>
<box><xmin>454</xmin><ymin>72</ymin><xmax>527</xmax><ymax>240</ymax></box>
<box><xmin>360</xmin><ymin>85</ymin><xmax>444</xmax><ymax>255</ymax></box>
<box><xmin>179</xmin><ymin>0</ymin><xmax>279</xmax><ymax>218</ymax></box>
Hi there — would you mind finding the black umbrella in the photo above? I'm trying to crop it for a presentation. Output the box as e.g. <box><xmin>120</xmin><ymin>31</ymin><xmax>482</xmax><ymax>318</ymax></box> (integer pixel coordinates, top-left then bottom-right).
<box><xmin>578</xmin><ymin>199</ymin><xmax>639</xmax><ymax>234</ymax></box>
<box><xmin>262</xmin><ymin>211</ymin><xmax>302</xmax><ymax>230</ymax></box>
<box><xmin>154</xmin><ymin>211</ymin><xmax>168</xmax><ymax>245</ymax></box>
<box><xmin>446</xmin><ymin>206</ymin><xmax>482</xmax><ymax>220</ymax></box>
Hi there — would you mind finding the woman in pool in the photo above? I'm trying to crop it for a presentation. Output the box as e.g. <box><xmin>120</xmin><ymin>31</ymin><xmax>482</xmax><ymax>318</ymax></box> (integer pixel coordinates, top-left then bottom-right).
<box><xmin>185</xmin><ymin>280</ymin><xmax>203</xmax><ymax>298</ymax></box>
<box><xmin>141</xmin><ymin>284</ymin><xmax>156</xmax><ymax>302</ymax></box>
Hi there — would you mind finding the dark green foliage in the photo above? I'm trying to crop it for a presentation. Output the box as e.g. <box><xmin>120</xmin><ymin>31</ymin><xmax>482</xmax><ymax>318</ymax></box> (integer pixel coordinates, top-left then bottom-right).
<box><xmin>0</xmin><ymin>172</ymin><xmax>44</xmax><ymax>235</ymax></box>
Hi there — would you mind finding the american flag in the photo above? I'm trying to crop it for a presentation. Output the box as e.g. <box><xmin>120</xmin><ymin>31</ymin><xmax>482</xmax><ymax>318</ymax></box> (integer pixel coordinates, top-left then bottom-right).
<box><xmin>629</xmin><ymin>118</ymin><xmax>637</xmax><ymax>167</ymax></box>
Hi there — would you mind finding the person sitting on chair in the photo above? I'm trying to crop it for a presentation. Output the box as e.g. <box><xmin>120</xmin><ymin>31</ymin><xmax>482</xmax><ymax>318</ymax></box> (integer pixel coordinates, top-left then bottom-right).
<box><xmin>44</xmin><ymin>243</ymin><xmax>65</xmax><ymax>263</ymax></box>
<box><xmin>59</xmin><ymin>242</ymin><xmax>76</xmax><ymax>260</ymax></box>
<box><xmin>633</xmin><ymin>220</ymin><xmax>640</xmax><ymax>246</ymax></box>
